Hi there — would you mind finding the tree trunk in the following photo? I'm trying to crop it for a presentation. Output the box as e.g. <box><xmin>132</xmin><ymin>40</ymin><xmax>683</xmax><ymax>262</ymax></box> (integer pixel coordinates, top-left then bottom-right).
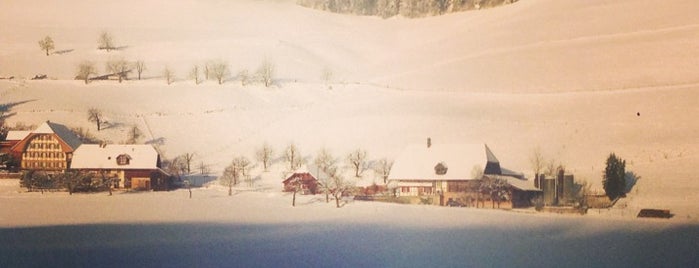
<box><xmin>45</xmin><ymin>49</ymin><xmax>49</xmax><ymax>56</ymax></box>
<box><xmin>325</xmin><ymin>191</ymin><xmax>329</xmax><ymax>203</ymax></box>
<box><xmin>292</xmin><ymin>190</ymin><xmax>297</xmax><ymax>207</ymax></box>
<box><xmin>228</xmin><ymin>184</ymin><xmax>232</xmax><ymax>196</ymax></box>
<box><xmin>335</xmin><ymin>194</ymin><xmax>340</xmax><ymax>208</ymax></box>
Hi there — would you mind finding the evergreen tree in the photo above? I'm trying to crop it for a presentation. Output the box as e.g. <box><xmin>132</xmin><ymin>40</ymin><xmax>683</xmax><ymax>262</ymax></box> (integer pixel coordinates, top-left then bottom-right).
<box><xmin>603</xmin><ymin>153</ymin><xmax>626</xmax><ymax>200</ymax></box>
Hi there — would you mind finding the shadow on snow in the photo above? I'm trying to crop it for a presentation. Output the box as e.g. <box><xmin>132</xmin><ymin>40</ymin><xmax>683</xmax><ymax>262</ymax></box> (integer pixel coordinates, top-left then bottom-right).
<box><xmin>1</xmin><ymin>221</ymin><xmax>698</xmax><ymax>268</ymax></box>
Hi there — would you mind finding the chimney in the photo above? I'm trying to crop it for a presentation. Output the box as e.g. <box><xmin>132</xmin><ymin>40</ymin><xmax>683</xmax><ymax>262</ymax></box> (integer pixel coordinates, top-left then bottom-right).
<box><xmin>427</xmin><ymin>137</ymin><xmax>432</xmax><ymax>148</ymax></box>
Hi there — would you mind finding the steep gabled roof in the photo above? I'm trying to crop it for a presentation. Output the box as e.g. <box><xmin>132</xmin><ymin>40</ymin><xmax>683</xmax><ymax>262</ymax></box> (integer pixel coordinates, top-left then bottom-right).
<box><xmin>71</xmin><ymin>144</ymin><xmax>160</xmax><ymax>170</ymax></box>
<box><xmin>34</xmin><ymin>121</ymin><xmax>82</xmax><ymax>150</ymax></box>
<box><xmin>388</xmin><ymin>143</ymin><xmax>501</xmax><ymax>181</ymax></box>
<box><xmin>9</xmin><ymin>121</ymin><xmax>82</xmax><ymax>153</ymax></box>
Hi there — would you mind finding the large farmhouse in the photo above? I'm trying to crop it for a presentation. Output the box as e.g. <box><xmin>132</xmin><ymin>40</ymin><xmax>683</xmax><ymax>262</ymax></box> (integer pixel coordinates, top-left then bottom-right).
<box><xmin>2</xmin><ymin>121</ymin><xmax>169</xmax><ymax>191</ymax></box>
<box><xmin>7</xmin><ymin>121</ymin><xmax>82</xmax><ymax>171</ymax></box>
<box><xmin>70</xmin><ymin>144</ymin><xmax>169</xmax><ymax>191</ymax></box>
<box><xmin>388</xmin><ymin>141</ymin><xmax>540</xmax><ymax>208</ymax></box>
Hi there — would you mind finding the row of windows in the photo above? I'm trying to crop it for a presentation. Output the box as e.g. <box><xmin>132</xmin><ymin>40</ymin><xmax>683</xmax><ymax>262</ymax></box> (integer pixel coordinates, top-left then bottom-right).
<box><xmin>22</xmin><ymin>161</ymin><xmax>66</xmax><ymax>169</ymax></box>
<box><xmin>32</xmin><ymin>135</ymin><xmax>54</xmax><ymax>141</ymax></box>
<box><xmin>22</xmin><ymin>152</ymin><xmax>66</xmax><ymax>159</ymax></box>
<box><xmin>400</xmin><ymin>187</ymin><xmax>433</xmax><ymax>195</ymax></box>
<box><xmin>28</xmin><ymin>143</ymin><xmax>61</xmax><ymax>150</ymax></box>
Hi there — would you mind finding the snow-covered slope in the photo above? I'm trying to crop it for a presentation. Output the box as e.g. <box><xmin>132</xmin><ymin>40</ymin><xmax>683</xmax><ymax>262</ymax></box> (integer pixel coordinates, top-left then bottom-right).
<box><xmin>2</xmin><ymin>0</ymin><xmax>699</xmax><ymax>92</ymax></box>
<box><xmin>1</xmin><ymin>0</ymin><xmax>698</xmax><ymax>221</ymax></box>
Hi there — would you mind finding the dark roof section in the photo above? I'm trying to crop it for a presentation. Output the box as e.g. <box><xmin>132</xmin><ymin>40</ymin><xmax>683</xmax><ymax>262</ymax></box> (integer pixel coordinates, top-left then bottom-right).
<box><xmin>45</xmin><ymin>121</ymin><xmax>83</xmax><ymax>150</ymax></box>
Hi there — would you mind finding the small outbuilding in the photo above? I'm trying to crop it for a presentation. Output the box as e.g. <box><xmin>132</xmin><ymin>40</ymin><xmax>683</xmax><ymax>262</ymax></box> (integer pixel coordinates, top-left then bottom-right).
<box><xmin>283</xmin><ymin>166</ymin><xmax>323</xmax><ymax>195</ymax></box>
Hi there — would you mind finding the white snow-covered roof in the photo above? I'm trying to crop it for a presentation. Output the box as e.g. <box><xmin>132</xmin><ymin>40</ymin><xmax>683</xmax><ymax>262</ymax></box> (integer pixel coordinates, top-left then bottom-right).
<box><xmin>5</xmin><ymin>131</ymin><xmax>30</xmax><ymax>141</ymax></box>
<box><xmin>494</xmin><ymin>175</ymin><xmax>540</xmax><ymax>191</ymax></box>
<box><xmin>388</xmin><ymin>143</ymin><xmax>497</xmax><ymax>181</ymax></box>
<box><xmin>71</xmin><ymin>144</ymin><xmax>160</xmax><ymax>170</ymax></box>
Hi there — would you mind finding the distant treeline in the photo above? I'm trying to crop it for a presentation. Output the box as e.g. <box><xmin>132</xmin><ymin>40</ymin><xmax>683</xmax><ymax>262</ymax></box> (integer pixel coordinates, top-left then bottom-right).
<box><xmin>297</xmin><ymin>0</ymin><xmax>518</xmax><ymax>18</ymax></box>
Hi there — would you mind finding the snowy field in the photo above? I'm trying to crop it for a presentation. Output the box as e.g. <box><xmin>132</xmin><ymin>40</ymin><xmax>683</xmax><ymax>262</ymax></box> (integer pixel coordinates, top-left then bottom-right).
<box><xmin>1</xmin><ymin>180</ymin><xmax>698</xmax><ymax>267</ymax></box>
<box><xmin>2</xmin><ymin>0</ymin><xmax>699</xmax><ymax>266</ymax></box>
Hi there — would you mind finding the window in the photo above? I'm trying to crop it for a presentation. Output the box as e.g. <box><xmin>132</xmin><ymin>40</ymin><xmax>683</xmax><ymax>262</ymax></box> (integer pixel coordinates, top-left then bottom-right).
<box><xmin>434</xmin><ymin>162</ymin><xmax>448</xmax><ymax>175</ymax></box>
<box><xmin>116</xmin><ymin>154</ymin><xmax>131</xmax><ymax>166</ymax></box>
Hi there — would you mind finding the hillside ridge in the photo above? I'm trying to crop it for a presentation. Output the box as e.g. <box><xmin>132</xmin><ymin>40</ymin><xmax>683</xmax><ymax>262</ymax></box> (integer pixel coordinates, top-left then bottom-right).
<box><xmin>296</xmin><ymin>0</ymin><xmax>518</xmax><ymax>18</ymax></box>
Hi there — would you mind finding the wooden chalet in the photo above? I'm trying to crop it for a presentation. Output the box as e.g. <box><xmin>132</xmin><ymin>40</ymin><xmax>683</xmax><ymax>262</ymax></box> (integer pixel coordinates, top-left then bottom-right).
<box><xmin>70</xmin><ymin>144</ymin><xmax>170</xmax><ymax>191</ymax></box>
<box><xmin>388</xmin><ymin>141</ymin><xmax>541</xmax><ymax>208</ymax></box>
<box><xmin>8</xmin><ymin>121</ymin><xmax>82</xmax><ymax>172</ymax></box>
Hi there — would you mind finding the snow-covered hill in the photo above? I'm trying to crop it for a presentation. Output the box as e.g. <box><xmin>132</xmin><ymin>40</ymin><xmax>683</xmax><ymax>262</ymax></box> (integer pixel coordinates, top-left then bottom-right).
<box><xmin>1</xmin><ymin>0</ymin><xmax>698</xmax><ymax>221</ymax></box>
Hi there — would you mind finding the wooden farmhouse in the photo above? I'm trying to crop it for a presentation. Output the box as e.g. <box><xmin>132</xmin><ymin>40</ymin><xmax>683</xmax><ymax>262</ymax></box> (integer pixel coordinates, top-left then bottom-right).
<box><xmin>388</xmin><ymin>141</ymin><xmax>541</xmax><ymax>208</ymax></box>
<box><xmin>70</xmin><ymin>144</ymin><xmax>170</xmax><ymax>191</ymax></box>
<box><xmin>2</xmin><ymin>121</ymin><xmax>170</xmax><ymax>191</ymax></box>
<box><xmin>283</xmin><ymin>165</ymin><xmax>323</xmax><ymax>195</ymax></box>
<box><xmin>7</xmin><ymin>121</ymin><xmax>83</xmax><ymax>172</ymax></box>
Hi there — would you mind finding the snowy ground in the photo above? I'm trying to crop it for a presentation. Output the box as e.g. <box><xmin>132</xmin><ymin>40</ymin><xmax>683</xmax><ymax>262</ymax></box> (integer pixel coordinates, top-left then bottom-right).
<box><xmin>1</xmin><ymin>0</ymin><xmax>699</xmax><ymax>266</ymax></box>
<box><xmin>1</xmin><ymin>180</ymin><xmax>697</xmax><ymax>267</ymax></box>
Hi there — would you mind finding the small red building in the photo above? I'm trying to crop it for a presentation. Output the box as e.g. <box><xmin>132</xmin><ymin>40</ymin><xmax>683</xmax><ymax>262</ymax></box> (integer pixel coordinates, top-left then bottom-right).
<box><xmin>283</xmin><ymin>170</ymin><xmax>320</xmax><ymax>195</ymax></box>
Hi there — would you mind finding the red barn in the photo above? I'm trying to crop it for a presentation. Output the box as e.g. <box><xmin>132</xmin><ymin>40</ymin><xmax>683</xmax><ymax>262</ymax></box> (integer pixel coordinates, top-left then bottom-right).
<box><xmin>283</xmin><ymin>168</ymin><xmax>320</xmax><ymax>195</ymax></box>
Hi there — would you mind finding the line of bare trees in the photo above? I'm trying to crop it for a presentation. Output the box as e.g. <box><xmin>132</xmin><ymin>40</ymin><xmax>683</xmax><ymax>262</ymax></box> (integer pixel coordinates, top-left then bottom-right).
<box><xmin>37</xmin><ymin>32</ymin><xmax>276</xmax><ymax>86</ymax></box>
<box><xmin>218</xmin><ymin>142</ymin><xmax>393</xmax><ymax>208</ymax></box>
<box><xmin>74</xmin><ymin>58</ymin><xmax>276</xmax><ymax>86</ymax></box>
<box><xmin>297</xmin><ymin>0</ymin><xmax>518</xmax><ymax>18</ymax></box>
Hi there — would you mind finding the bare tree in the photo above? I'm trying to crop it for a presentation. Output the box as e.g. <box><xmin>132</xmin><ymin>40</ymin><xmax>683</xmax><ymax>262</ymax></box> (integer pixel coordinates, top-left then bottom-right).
<box><xmin>87</xmin><ymin>108</ymin><xmax>103</xmax><ymax>131</ymax></box>
<box><xmin>198</xmin><ymin>161</ymin><xmax>209</xmax><ymax>175</ymax></box>
<box><xmin>328</xmin><ymin>167</ymin><xmax>354</xmax><ymax>208</ymax></box>
<box><xmin>256</xmin><ymin>60</ymin><xmax>275</xmax><ymax>87</ymax></box>
<box><xmin>164</xmin><ymin>156</ymin><xmax>186</xmax><ymax>179</ymax></box>
<box><xmin>38</xmin><ymin>36</ymin><xmax>55</xmax><ymax>56</ymax></box>
<box><xmin>480</xmin><ymin>176</ymin><xmax>509</xmax><ymax>209</ymax></box>
<box><xmin>255</xmin><ymin>143</ymin><xmax>274</xmax><ymax>172</ymax></box>
<box><xmin>76</xmin><ymin>61</ymin><xmax>97</xmax><ymax>84</ymax></box>
<box><xmin>219</xmin><ymin>155</ymin><xmax>251</xmax><ymax>195</ymax></box>
<box><xmin>289</xmin><ymin>176</ymin><xmax>302</xmax><ymax>207</ymax></box>
<box><xmin>163</xmin><ymin>67</ymin><xmax>174</xmax><ymax>85</ymax></box>
<box><xmin>374</xmin><ymin>158</ymin><xmax>393</xmax><ymax>184</ymax></box>
<box><xmin>210</xmin><ymin>61</ymin><xmax>229</xmax><ymax>85</ymax></box>
<box><xmin>347</xmin><ymin>149</ymin><xmax>367</xmax><ymax>177</ymax></box>
<box><xmin>133</xmin><ymin>60</ymin><xmax>146</xmax><ymax>80</ymax></box>
<box><xmin>98</xmin><ymin>31</ymin><xmax>115</xmax><ymax>51</ymax></box>
<box><xmin>529</xmin><ymin>147</ymin><xmax>545</xmax><ymax>180</ymax></box>
<box><xmin>284</xmin><ymin>143</ymin><xmax>303</xmax><ymax>171</ymax></box>
<box><xmin>314</xmin><ymin>147</ymin><xmax>336</xmax><ymax>173</ymax></box>
<box><xmin>232</xmin><ymin>156</ymin><xmax>251</xmax><ymax>178</ymax></box>
<box><xmin>106</xmin><ymin>58</ymin><xmax>129</xmax><ymax>82</ymax></box>
<box><xmin>544</xmin><ymin>159</ymin><xmax>560</xmax><ymax>177</ymax></box>
<box><xmin>190</xmin><ymin>65</ymin><xmax>201</xmax><ymax>85</ymax></box>
<box><xmin>238</xmin><ymin>69</ymin><xmax>250</xmax><ymax>86</ymax></box>
<box><xmin>181</xmin><ymin>153</ymin><xmax>195</xmax><ymax>175</ymax></box>
<box><xmin>220</xmin><ymin>164</ymin><xmax>237</xmax><ymax>196</ymax></box>
<box><xmin>314</xmin><ymin>147</ymin><xmax>337</xmax><ymax>203</ymax></box>
<box><xmin>126</xmin><ymin>125</ymin><xmax>141</xmax><ymax>144</ymax></box>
